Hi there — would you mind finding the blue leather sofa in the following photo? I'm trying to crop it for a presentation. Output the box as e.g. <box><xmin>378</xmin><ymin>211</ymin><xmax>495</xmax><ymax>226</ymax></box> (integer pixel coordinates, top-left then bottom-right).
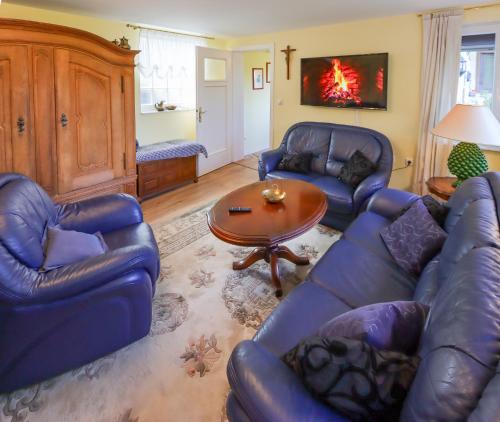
<box><xmin>0</xmin><ymin>173</ymin><xmax>160</xmax><ymax>394</ymax></box>
<box><xmin>259</xmin><ymin>122</ymin><xmax>393</xmax><ymax>230</ymax></box>
<box><xmin>226</xmin><ymin>173</ymin><xmax>500</xmax><ymax>421</ymax></box>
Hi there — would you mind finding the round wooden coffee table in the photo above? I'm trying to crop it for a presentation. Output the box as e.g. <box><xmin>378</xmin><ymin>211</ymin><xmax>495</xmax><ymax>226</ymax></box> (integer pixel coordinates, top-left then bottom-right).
<box><xmin>207</xmin><ymin>180</ymin><xmax>327</xmax><ymax>297</ymax></box>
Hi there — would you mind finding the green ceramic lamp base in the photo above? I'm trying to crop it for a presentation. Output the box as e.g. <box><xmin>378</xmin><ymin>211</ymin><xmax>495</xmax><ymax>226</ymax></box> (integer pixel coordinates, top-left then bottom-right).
<box><xmin>447</xmin><ymin>141</ymin><xmax>488</xmax><ymax>187</ymax></box>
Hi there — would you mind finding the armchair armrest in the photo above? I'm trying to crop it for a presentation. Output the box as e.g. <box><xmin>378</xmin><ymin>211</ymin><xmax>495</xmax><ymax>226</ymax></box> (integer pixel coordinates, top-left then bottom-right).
<box><xmin>353</xmin><ymin>171</ymin><xmax>389</xmax><ymax>213</ymax></box>
<box><xmin>228</xmin><ymin>340</ymin><xmax>348</xmax><ymax>422</ymax></box>
<box><xmin>57</xmin><ymin>194</ymin><xmax>143</xmax><ymax>234</ymax></box>
<box><xmin>366</xmin><ymin>188</ymin><xmax>420</xmax><ymax>220</ymax></box>
<box><xmin>33</xmin><ymin>245</ymin><xmax>157</xmax><ymax>303</ymax></box>
<box><xmin>258</xmin><ymin>149</ymin><xmax>284</xmax><ymax>181</ymax></box>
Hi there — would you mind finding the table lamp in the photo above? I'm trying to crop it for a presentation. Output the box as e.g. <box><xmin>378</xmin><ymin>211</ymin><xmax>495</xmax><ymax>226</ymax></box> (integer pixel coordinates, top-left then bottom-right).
<box><xmin>432</xmin><ymin>104</ymin><xmax>500</xmax><ymax>186</ymax></box>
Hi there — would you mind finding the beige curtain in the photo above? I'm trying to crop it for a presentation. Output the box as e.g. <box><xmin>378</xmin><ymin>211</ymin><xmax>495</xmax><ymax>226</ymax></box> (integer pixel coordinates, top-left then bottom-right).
<box><xmin>412</xmin><ymin>9</ymin><xmax>463</xmax><ymax>194</ymax></box>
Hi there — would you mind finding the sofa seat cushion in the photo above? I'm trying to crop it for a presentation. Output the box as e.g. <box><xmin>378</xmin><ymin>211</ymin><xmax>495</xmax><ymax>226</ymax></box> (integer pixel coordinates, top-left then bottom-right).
<box><xmin>310</xmin><ymin>176</ymin><xmax>354</xmax><ymax>215</ymax></box>
<box><xmin>228</xmin><ymin>340</ymin><xmax>346</xmax><ymax>422</ymax></box>
<box><xmin>265</xmin><ymin>170</ymin><xmax>321</xmax><ymax>183</ymax></box>
<box><xmin>309</xmin><ymin>239</ymin><xmax>416</xmax><ymax>308</ymax></box>
<box><xmin>254</xmin><ymin>281</ymin><xmax>352</xmax><ymax>356</ymax></box>
<box><xmin>343</xmin><ymin>211</ymin><xmax>403</xmax><ymax>264</ymax></box>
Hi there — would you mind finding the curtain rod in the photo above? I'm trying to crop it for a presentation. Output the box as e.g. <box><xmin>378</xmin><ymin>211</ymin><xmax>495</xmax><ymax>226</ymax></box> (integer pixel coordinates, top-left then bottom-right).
<box><xmin>126</xmin><ymin>23</ymin><xmax>215</xmax><ymax>40</ymax></box>
<box><xmin>418</xmin><ymin>2</ymin><xmax>500</xmax><ymax>17</ymax></box>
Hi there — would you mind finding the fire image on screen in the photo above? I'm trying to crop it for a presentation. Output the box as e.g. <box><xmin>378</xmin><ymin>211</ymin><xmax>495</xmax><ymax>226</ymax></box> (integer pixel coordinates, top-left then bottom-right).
<box><xmin>301</xmin><ymin>53</ymin><xmax>388</xmax><ymax>110</ymax></box>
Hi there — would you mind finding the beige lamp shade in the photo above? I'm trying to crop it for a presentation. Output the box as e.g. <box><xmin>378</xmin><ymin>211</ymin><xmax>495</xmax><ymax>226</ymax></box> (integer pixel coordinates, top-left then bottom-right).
<box><xmin>431</xmin><ymin>104</ymin><xmax>500</xmax><ymax>147</ymax></box>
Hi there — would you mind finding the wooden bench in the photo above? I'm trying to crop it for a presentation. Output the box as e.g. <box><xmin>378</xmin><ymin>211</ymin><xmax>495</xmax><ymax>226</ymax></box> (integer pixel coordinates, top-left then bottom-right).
<box><xmin>136</xmin><ymin>140</ymin><xmax>207</xmax><ymax>201</ymax></box>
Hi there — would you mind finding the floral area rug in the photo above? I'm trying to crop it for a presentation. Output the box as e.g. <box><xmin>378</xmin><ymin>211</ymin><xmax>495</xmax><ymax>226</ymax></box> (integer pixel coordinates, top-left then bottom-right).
<box><xmin>0</xmin><ymin>205</ymin><xmax>340</xmax><ymax>422</ymax></box>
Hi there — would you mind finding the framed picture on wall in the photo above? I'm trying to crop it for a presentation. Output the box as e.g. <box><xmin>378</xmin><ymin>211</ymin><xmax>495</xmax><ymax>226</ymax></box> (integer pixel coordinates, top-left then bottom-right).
<box><xmin>266</xmin><ymin>62</ymin><xmax>271</xmax><ymax>83</ymax></box>
<box><xmin>252</xmin><ymin>68</ymin><xmax>264</xmax><ymax>90</ymax></box>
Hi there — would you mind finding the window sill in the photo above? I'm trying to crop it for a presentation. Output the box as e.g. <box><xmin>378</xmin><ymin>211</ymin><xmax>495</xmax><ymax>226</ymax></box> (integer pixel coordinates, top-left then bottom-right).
<box><xmin>140</xmin><ymin>107</ymin><xmax>195</xmax><ymax>115</ymax></box>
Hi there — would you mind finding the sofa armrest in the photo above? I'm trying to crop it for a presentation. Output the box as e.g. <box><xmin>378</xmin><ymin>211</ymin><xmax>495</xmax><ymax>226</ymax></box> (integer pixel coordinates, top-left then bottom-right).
<box><xmin>227</xmin><ymin>340</ymin><xmax>348</xmax><ymax>422</ymax></box>
<box><xmin>32</xmin><ymin>245</ymin><xmax>158</xmax><ymax>303</ymax></box>
<box><xmin>352</xmin><ymin>171</ymin><xmax>389</xmax><ymax>213</ymax></box>
<box><xmin>366</xmin><ymin>188</ymin><xmax>420</xmax><ymax>220</ymax></box>
<box><xmin>57</xmin><ymin>194</ymin><xmax>143</xmax><ymax>234</ymax></box>
<box><xmin>258</xmin><ymin>149</ymin><xmax>284</xmax><ymax>181</ymax></box>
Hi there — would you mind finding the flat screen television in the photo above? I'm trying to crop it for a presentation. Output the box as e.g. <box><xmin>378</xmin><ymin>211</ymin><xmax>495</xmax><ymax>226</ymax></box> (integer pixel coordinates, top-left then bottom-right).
<box><xmin>301</xmin><ymin>53</ymin><xmax>388</xmax><ymax>110</ymax></box>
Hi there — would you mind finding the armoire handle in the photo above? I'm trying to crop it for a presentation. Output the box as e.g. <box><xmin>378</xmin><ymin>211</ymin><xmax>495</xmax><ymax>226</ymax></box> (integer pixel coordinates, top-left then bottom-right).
<box><xmin>17</xmin><ymin>117</ymin><xmax>25</xmax><ymax>134</ymax></box>
<box><xmin>60</xmin><ymin>113</ymin><xmax>68</xmax><ymax>127</ymax></box>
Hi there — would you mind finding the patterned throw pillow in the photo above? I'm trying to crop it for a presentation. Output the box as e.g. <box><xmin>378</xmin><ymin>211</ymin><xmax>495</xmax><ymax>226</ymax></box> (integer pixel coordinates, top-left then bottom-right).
<box><xmin>317</xmin><ymin>301</ymin><xmax>429</xmax><ymax>355</ymax></box>
<box><xmin>396</xmin><ymin>195</ymin><xmax>449</xmax><ymax>227</ymax></box>
<box><xmin>277</xmin><ymin>152</ymin><xmax>313</xmax><ymax>174</ymax></box>
<box><xmin>283</xmin><ymin>336</ymin><xmax>420</xmax><ymax>422</ymax></box>
<box><xmin>381</xmin><ymin>199</ymin><xmax>448</xmax><ymax>276</ymax></box>
<box><xmin>339</xmin><ymin>150</ymin><xmax>377</xmax><ymax>188</ymax></box>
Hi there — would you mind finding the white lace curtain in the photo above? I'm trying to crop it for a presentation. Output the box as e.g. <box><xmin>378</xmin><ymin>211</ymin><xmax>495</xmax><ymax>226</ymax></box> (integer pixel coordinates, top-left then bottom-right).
<box><xmin>137</xmin><ymin>29</ymin><xmax>206</xmax><ymax>109</ymax></box>
<box><xmin>412</xmin><ymin>9</ymin><xmax>463</xmax><ymax>194</ymax></box>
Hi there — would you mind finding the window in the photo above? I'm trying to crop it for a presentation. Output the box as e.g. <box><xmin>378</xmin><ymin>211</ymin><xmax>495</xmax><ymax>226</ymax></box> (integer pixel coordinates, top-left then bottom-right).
<box><xmin>458</xmin><ymin>24</ymin><xmax>500</xmax><ymax>122</ymax></box>
<box><xmin>137</xmin><ymin>29</ymin><xmax>206</xmax><ymax>113</ymax></box>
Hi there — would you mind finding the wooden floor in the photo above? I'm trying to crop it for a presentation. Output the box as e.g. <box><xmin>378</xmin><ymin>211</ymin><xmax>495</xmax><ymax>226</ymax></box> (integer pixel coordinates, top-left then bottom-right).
<box><xmin>142</xmin><ymin>156</ymin><xmax>259</xmax><ymax>225</ymax></box>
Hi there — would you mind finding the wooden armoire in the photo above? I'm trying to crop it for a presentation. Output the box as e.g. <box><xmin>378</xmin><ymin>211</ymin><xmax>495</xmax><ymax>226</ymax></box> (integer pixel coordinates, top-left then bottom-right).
<box><xmin>0</xmin><ymin>19</ymin><xmax>138</xmax><ymax>202</ymax></box>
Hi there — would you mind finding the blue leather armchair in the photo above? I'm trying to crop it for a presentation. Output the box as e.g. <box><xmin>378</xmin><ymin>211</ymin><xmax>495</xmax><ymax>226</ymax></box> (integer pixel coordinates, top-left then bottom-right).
<box><xmin>0</xmin><ymin>173</ymin><xmax>160</xmax><ymax>393</ymax></box>
<box><xmin>226</xmin><ymin>173</ymin><xmax>500</xmax><ymax>421</ymax></box>
<box><xmin>259</xmin><ymin>122</ymin><xmax>393</xmax><ymax>230</ymax></box>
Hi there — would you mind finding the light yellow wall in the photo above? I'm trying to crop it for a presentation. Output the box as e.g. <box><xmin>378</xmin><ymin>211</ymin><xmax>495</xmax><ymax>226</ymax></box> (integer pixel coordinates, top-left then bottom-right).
<box><xmin>0</xmin><ymin>2</ymin><xmax>225</xmax><ymax>146</ymax></box>
<box><xmin>243</xmin><ymin>50</ymin><xmax>271</xmax><ymax>154</ymax></box>
<box><xmin>228</xmin><ymin>9</ymin><xmax>500</xmax><ymax>190</ymax></box>
<box><xmin>228</xmin><ymin>15</ymin><xmax>421</xmax><ymax>190</ymax></box>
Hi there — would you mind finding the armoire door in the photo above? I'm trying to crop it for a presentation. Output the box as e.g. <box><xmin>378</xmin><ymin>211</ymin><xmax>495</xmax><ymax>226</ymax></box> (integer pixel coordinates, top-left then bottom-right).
<box><xmin>32</xmin><ymin>46</ymin><xmax>57</xmax><ymax>195</ymax></box>
<box><xmin>54</xmin><ymin>48</ymin><xmax>125</xmax><ymax>193</ymax></box>
<box><xmin>0</xmin><ymin>45</ymin><xmax>35</xmax><ymax>176</ymax></box>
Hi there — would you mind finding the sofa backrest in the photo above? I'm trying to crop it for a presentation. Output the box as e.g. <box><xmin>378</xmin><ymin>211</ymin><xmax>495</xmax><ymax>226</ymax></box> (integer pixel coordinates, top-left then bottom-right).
<box><xmin>281</xmin><ymin>122</ymin><xmax>391</xmax><ymax>176</ymax></box>
<box><xmin>0</xmin><ymin>173</ymin><xmax>57</xmax><ymax>270</ymax></box>
<box><xmin>404</xmin><ymin>173</ymin><xmax>500</xmax><ymax>420</ymax></box>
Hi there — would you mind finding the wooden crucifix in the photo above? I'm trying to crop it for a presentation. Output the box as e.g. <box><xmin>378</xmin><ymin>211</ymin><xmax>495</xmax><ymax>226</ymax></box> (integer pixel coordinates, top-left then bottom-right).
<box><xmin>280</xmin><ymin>45</ymin><xmax>296</xmax><ymax>80</ymax></box>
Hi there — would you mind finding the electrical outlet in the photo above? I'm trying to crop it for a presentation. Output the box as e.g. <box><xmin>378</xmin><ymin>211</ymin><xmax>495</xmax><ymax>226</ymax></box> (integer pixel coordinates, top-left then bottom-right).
<box><xmin>405</xmin><ymin>158</ymin><xmax>413</xmax><ymax>167</ymax></box>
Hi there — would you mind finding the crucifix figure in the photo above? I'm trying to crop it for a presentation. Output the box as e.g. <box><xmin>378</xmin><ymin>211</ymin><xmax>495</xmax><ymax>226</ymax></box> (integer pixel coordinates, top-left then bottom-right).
<box><xmin>280</xmin><ymin>45</ymin><xmax>296</xmax><ymax>80</ymax></box>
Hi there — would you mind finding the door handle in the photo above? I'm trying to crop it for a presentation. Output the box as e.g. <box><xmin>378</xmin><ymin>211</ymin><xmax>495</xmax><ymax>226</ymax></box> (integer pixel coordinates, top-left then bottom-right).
<box><xmin>60</xmin><ymin>113</ymin><xmax>68</xmax><ymax>127</ymax></box>
<box><xmin>197</xmin><ymin>107</ymin><xmax>207</xmax><ymax>123</ymax></box>
<box><xmin>17</xmin><ymin>117</ymin><xmax>25</xmax><ymax>134</ymax></box>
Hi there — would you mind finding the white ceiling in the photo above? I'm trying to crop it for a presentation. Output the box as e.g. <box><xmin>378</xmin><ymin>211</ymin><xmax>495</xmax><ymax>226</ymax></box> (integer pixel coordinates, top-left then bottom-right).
<box><xmin>6</xmin><ymin>0</ymin><xmax>487</xmax><ymax>37</ymax></box>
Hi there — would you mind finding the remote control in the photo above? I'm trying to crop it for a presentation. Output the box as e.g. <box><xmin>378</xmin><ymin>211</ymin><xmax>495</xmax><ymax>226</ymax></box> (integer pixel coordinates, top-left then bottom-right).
<box><xmin>229</xmin><ymin>207</ymin><xmax>252</xmax><ymax>213</ymax></box>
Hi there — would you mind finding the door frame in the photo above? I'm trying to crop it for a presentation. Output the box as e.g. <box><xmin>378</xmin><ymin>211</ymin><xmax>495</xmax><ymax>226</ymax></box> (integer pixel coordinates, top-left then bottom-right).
<box><xmin>231</xmin><ymin>44</ymin><xmax>275</xmax><ymax>162</ymax></box>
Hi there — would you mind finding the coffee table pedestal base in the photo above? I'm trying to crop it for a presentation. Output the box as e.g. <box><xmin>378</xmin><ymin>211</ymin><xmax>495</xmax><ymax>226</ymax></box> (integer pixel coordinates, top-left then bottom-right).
<box><xmin>232</xmin><ymin>245</ymin><xmax>310</xmax><ymax>297</ymax></box>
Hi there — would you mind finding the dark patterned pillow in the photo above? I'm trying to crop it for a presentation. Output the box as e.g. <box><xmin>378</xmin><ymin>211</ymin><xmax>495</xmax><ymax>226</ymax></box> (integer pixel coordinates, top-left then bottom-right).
<box><xmin>339</xmin><ymin>150</ymin><xmax>377</xmax><ymax>188</ymax></box>
<box><xmin>381</xmin><ymin>199</ymin><xmax>447</xmax><ymax>276</ymax></box>
<box><xmin>396</xmin><ymin>195</ymin><xmax>449</xmax><ymax>227</ymax></box>
<box><xmin>318</xmin><ymin>301</ymin><xmax>429</xmax><ymax>355</ymax></box>
<box><xmin>277</xmin><ymin>153</ymin><xmax>313</xmax><ymax>174</ymax></box>
<box><xmin>283</xmin><ymin>336</ymin><xmax>420</xmax><ymax>421</ymax></box>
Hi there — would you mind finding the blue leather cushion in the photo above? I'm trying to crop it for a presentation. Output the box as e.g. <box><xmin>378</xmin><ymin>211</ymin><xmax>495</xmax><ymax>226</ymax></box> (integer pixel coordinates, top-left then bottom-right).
<box><xmin>317</xmin><ymin>301</ymin><xmax>429</xmax><ymax>354</ymax></box>
<box><xmin>265</xmin><ymin>170</ymin><xmax>320</xmax><ymax>183</ymax></box>
<box><xmin>282</xmin><ymin>336</ymin><xmax>419</xmax><ymax>421</ymax></box>
<box><xmin>309</xmin><ymin>238</ymin><xmax>415</xmax><ymax>309</ymax></box>
<box><xmin>42</xmin><ymin>227</ymin><xmax>108</xmax><ymax>271</ymax></box>
<box><xmin>285</xmin><ymin>124</ymin><xmax>331</xmax><ymax>174</ymax></box>
<box><xmin>326</xmin><ymin>127</ymin><xmax>382</xmax><ymax>177</ymax></box>
<box><xmin>0</xmin><ymin>178</ymin><xmax>57</xmax><ymax>269</ymax></box>
<box><xmin>381</xmin><ymin>200</ymin><xmax>447</xmax><ymax>276</ymax></box>
<box><xmin>402</xmin><ymin>247</ymin><xmax>500</xmax><ymax>421</ymax></box>
<box><xmin>254</xmin><ymin>281</ymin><xmax>352</xmax><ymax>356</ymax></box>
<box><xmin>311</xmin><ymin>176</ymin><xmax>354</xmax><ymax>215</ymax></box>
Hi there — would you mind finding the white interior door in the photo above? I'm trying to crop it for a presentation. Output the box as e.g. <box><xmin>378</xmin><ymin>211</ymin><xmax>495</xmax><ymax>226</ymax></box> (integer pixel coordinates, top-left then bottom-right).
<box><xmin>196</xmin><ymin>47</ymin><xmax>232</xmax><ymax>176</ymax></box>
